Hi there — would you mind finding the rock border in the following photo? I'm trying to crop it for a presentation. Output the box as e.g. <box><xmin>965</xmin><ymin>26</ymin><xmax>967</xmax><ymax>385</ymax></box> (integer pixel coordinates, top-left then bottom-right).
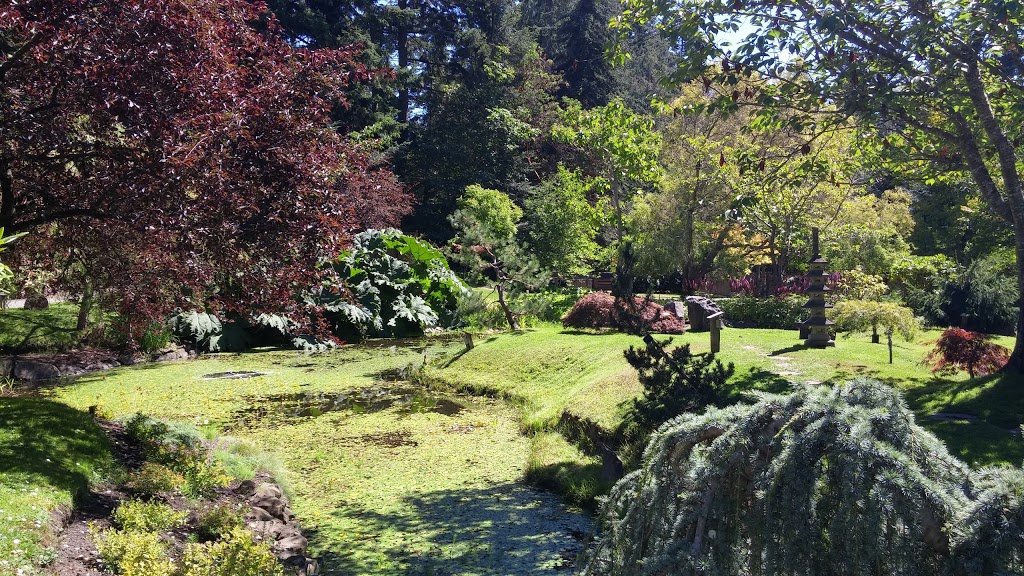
<box><xmin>237</xmin><ymin>479</ymin><xmax>319</xmax><ymax>576</ymax></box>
<box><xmin>1</xmin><ymin>344</ymin><xmax>195</xmax><ymax>382</ymax></box>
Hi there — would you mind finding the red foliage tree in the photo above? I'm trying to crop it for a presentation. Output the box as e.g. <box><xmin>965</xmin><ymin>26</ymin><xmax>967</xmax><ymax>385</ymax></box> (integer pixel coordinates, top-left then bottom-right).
<box><xmin>926</xmin><ymin>328</ymin><xmax>1010</xmax><ymax>379</ymax></box>
<box><xmin>0</xmin><ymin>0</ymin><xmax>411</xmax><ymax>339</ymax></box>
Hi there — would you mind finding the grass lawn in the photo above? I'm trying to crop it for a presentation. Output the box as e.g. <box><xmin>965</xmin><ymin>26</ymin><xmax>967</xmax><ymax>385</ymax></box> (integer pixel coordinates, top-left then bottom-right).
<box><xmin>425</xmin><ymin>324</ymin><xmax>1022</xmax><ymax>467</ymax></box>
<box><xmin>0</xmin><ymin>397</ymin><xmax>114</xmax><ymax>575</ymax></box>
<box><xmin>0</xmin><ymin>303</ymin><xmax>83</xmax><ymax>352</ymax></box>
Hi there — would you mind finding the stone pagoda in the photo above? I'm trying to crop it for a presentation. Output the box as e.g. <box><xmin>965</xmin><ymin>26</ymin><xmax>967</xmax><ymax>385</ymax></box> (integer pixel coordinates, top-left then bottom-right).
<box><xmin>800</xmin><ymin>227</ymin><xmax>834</xmax><ymax>347</ymax></box>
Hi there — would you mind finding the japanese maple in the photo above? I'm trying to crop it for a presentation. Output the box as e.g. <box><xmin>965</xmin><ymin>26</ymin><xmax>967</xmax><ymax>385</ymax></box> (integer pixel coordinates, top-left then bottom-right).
<box><xmin>927</xmin><ymin>328</ymin><xmax>1010</xmax><ymax>379</ymax></box>
<box><xmin>0</xmin><ymin>0</ymin><xmax>410</xmax><ymax>338</ymax></box>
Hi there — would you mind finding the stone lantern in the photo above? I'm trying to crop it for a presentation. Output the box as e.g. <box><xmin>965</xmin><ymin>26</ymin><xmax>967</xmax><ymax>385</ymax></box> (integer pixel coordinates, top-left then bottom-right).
<box><xmin>800</xmin><ymin>227</ymin><xmax>834</xmax><ymax>347</ymax></box>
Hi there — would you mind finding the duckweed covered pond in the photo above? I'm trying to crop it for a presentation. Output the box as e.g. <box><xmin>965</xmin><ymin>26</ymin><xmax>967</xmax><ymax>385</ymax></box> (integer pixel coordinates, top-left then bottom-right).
<box><xmin>47</xmin><ymin>339</ymin><xmax>592</xmax><ymax>575</ymax></box>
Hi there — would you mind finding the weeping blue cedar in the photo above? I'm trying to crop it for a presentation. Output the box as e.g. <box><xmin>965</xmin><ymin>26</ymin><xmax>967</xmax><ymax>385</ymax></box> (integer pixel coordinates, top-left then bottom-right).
<box><xmin>583</xmin><ymin>378</ymin><xmax>1024</xmax><ymax>576</ymax></box>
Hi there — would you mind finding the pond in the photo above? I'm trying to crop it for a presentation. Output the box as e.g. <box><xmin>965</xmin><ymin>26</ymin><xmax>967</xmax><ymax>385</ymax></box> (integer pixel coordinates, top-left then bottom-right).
<box><xmin>47</xmin><ymin>339</ymin><xmax>593</xmax><ymax>576</ymax></box>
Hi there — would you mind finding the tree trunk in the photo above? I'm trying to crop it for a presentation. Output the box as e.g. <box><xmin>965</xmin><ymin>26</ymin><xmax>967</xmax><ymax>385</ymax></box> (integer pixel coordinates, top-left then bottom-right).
<box><xmin>496</xmin><ymin>283</ymin><xmax>519</xmax><ymax>330</ymax></box>
<box><xmin>77</xmin><ymin>279</ymin><xmax>93</xmax><ymax>331</ymax></box>
<box><xmin>396</xmin><ymin>0</ymin><xmax>410</xmax><ymax>125</ymax></box>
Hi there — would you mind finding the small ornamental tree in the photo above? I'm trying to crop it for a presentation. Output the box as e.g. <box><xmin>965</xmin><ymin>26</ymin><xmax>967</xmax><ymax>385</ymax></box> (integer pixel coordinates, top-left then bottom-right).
<box><xmin>621</xmin><ymin>334</ymin><xmax>734</xmax><ymax>440</ymax></box>
<box><xmin>583</xmin><ymin>378</ymin><xmax>1024</xmax><ymax>576</ymax></box>
<box><xmin>926</xmin><ymin>328</ymin><xmax>1010</xmax><ymax>379</ymax></box>
<box><xmin>833</xmin><ymin>300</ymin><xmax>920</xmax><ymax>363</ymax></box>
<box><xmin>449</xmin><ymin>185</ymin><xmax>548</xmax><ymax>330</ymax></box>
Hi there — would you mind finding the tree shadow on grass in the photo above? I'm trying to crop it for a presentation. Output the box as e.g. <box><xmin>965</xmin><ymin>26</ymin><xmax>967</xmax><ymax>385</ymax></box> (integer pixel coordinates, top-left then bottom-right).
<box><xmin>730</xmin><ymin>367</ymin><xmax>796</xmax><ymax>395</ymax></box>
<box><xmin>306</xmin><ymin>483</ymin><xmax>592</xmax><ymax>576</ymax></box>
<box><xmin>895</xmin><ymin>371</ymin><xmax>1024</xmax><ymax>466</ymax></box>
<box><xmin>0</xmin><ymin>397</ymin><xmax>112</xmax><ymax>500</ymax></box>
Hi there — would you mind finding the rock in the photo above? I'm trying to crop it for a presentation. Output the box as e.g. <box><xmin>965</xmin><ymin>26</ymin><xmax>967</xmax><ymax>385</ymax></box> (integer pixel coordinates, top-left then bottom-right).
<box><xmin>249</xmin><ymin>519</ymin><xmax>287</xmax><ymax>539</ymax></box>
<box><xmin>663</xmin><ymin>301</ymin><xmax>687</xmax><ymax>320</ymax></box>
<box><xmin>283</xmin><ymin>555</ymin><xmax>320</xmax><ymax>576</ymax></box>
<box><xmin>152</xmin><ymin>346</ymin><xmax>188</xmax><ymax>362</ymax></box>
<box><xmin>255</xmin><ymin>483</ymin><xmax>283</xmax><ymax>499</ymax></box>
<box><xmin>23</xmin><ymin>295</ymin><xmax>49</xmax><ymax>309</ymax></box>
<box><xmin>247</xmin><ymin>506</ymin><xmax>274</xmax><ymax>522</ymax></box>
<box><xmin>0</xmin><ymin>358</ymin><xmax>12</xmax><ymax>377</ymax></box>
<box><xmin>12</xmin><ymin>359</ymin><xmax>61</xmax><ymax>381</ymax></box>
<box><xmin>236</xmin><ymin>480</ymin><xmax>258</xmax><ymax>497</ymax></box>
<box><xmin>274</xmin><ymin>535</ymin><xmax>308</xmax><ymax>558</ymax></box>
<box><xmin>250</xmin><ymin>495</ymin><xmax>288</xmax><ymax>520</ymax></box>
<box><xmin>117</xmin><ymin>354</ymin><xmax>137</xmax><ymax>366</ymax></box>
<box><xmin>684</xmin><ymin>296</ymin><xmax>724</xmax><ymax>332</ymax></box>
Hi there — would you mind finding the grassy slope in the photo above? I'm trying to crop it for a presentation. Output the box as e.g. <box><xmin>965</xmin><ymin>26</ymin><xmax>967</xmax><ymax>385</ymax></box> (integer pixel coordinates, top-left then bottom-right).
<box><xmin>0</xmin><ymin>398</ymin><xmax>113</xmax><ymax>576</ymax></box>
<box><xmin>428</xmin><ymin>324</ymin><xmax>1022</xmax><ymax>466</ymax></box>
<box><xmin>50</xmin><ymin>341</ymin><xmax>588</xmax><ymax>576</ymax></box>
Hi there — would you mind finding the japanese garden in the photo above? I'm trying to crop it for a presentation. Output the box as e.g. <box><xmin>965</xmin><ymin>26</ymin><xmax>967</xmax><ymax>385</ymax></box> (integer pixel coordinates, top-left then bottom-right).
<box><xmin>2</xmin><ymin>0</ymin><xmax>1024</xmax><ymax>575</ymax></box>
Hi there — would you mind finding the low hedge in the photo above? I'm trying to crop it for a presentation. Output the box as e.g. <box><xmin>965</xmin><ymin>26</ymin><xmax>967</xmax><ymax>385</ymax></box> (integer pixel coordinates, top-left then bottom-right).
<box><xmin>716</xmin><ymin>295</ymin><xmax>806</xmax><ymax>329</ymax></box>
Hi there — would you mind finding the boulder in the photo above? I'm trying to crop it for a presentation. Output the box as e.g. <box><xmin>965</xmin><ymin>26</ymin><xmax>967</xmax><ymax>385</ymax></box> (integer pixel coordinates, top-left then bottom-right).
<box><xmin>23</xmin><ymin>296</ymin><xmax>48</xmax><ymax>310</ymax></box>
<box><xmin>684</xmin><ymin>296</ymin><xmax>724</xmax><ymax>332</ymax></box>
<box><xmin>247</xmin><ymin>506</ymin><xmax>274</xmax><ymax>522</ymax></box>
<box><xmin>663</xmin><ymin>301</ymin><xmax>686</xmax><ymax>320</ymax></box>
<box><xmin>12</xmin><ymin>359</ymin><xmax>61</xmax><ymax>381</ymax></box>
<box><xmin>250</xmin><ymin>495</ymin><xmax>288</xmax><ymax>520</ymax></box>
<box><xmin>274</xmin><ymin>535</ymin><xmax>309</xmax><ymax>559</ymax></box>
<box><xmin>255</xmin><ymin>483</ymin><xmax>283</xmax><ymax>499</ymax></box>
<box><xmin>235</xmin><ymin>479</ymin><xmax>258</xmax><ymax>497</ymax></box>
<box><xmin>152</xmin><ymin>346</ymin><xmax>189</xmax><ymax>362</ymax></box>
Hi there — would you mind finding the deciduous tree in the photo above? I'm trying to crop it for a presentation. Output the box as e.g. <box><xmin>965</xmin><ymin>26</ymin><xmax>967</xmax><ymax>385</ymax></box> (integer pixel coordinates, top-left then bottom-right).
<box><xmin>0</xmin><ymin>0</ymin><xmax>409</xmax><ymax>338</ymax></box>
<box><xmin>612</xmin><ymin>0</ymin><xmax>1024</xmax><ymax>369</ymax></box>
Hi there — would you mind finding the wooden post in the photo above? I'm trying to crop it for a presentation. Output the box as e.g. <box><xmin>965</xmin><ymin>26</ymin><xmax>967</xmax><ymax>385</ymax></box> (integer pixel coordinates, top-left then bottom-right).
<box><xmin>707</xmin><ymin>311</ymin><xmax>724</xmax><ymax>354</ymax></box>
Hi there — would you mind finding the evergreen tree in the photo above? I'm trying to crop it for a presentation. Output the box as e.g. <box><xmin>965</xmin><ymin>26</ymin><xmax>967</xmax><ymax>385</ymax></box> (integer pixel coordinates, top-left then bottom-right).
<box><xmin>583</xmin><ymin>378</ymin><xmax>1024</xmax><ymax>576</ymax></box>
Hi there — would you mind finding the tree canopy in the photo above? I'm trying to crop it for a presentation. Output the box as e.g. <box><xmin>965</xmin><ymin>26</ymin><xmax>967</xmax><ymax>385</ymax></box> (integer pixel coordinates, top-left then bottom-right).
<box><xmin>612</xmin><ymin>0</ymin><xmax>1024</xmax><ymax>368</ymax></box>
<box><xmin>0</xmin><ymin>0</ymin><xmax>409</xmax><ymax>334</ymax></box>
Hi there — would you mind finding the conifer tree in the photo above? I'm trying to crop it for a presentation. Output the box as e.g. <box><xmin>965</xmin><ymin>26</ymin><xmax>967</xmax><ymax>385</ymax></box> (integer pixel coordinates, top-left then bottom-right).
<box><xmin>583</xmin><ymin>378</ymin><xmax>1024</xmax><ymax>576</ymax></box>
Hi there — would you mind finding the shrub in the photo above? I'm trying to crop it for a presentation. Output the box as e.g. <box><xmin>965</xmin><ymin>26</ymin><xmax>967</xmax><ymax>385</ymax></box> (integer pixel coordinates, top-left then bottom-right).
<box><xmin>211</xmin><ymin>437</ymin><xmax>289</xmax><ymax>493</ymax></box>
<box><xmin>621</xmin><ymin>334</ymin><xmax>735</xmax><ymax>440</ymax></box>
<box><xmin>179</xmin><ymin>455</ymin><xmax>232</xmax><ymax>499</ymax></box>
<box><xmin>926</xmin><ymin>328</ymin><xmax>1010</xmax><ymax>378</ymax></box>
<box><xmin>123</xmin><ymin>413</ymin><xmax>205</xmax><ymax>452</ymax></box>
<box><xmin>122</xmin><ymin>414</ymin><xmax>229</xmax><ymax>497</ymax></box>
<box><xmin>125</xmin><ymin>463</ymin><xmax>184</xmax><ymax>498</ymax></box>
<box><xmin>939</xmin><ymin>255</ymin><xmax>1019</xmax><ymax>336</ymax></box>
<box><xmin>715</xmin><ymin>294</ymin><xmax>805</xmax><ymax>329</ymax></box>
<box><xmin>561</xmin><ymin>292</ymin><xmax>684</xmax><ymax>334</ymax></box>
<box><xmin>179</xmin><ymin>527</ymin><xmax>283</xmax><ymax>576</ymax></box>
<box><xmin>166</xmin><ymin>311</ymin><xmax>297</xmax><ymax>353</ymax></box>
<box><xmin>93</xmin><ymin>528</ymin><xmax>175</xmax><ymax>576</ymax></box>
<box><xmin>194</xmin><ymin>503</ymin><xmax>245</xmax><ymax>542</ymax></box>
<box><xmin>112</xmin><ymin>500</ymin><xmax>186</xmax><ymax>533</ymax></box>
<box><xmin>324</xmin><ymin>228</ymin><xmax>467</xmax><ymax>339</ymax></box>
